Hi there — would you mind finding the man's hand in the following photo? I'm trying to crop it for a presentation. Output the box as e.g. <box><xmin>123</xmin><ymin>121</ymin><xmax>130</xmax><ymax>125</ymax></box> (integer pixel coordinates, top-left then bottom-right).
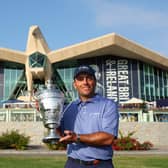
<box><xmin>56</xmin><ymin>127</ymin><xmax>63</xmax><ymax>137</ymax></box>
<box><xmin>59</xmin><ymin>130</ymin><xmax>77</xmax><ymax>143</ymax></box>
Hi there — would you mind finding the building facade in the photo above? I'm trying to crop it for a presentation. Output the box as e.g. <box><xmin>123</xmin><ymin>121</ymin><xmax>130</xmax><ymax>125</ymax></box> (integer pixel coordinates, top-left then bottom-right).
<box><xmin>53</xmin><ymin>56</ymin><xmax>168</xmax><ymax>103</ymax></box>
<box><xmin>0</xmin><ymin>25</ymin><xmax>168</xmax><ymax>104</ymax></box>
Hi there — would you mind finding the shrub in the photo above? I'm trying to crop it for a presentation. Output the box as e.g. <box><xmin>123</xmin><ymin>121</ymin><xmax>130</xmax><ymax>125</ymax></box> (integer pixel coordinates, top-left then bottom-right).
<box><xmin>46</xmin><ymin>141</ymin><xmax>67</xmax><ymax>150</ymax></box>
<box><xmin>0</xmin><ymin>130</ymin><xmax>30</xmax><ymax>150</ymax></box>
<box><xmin>112</xmin><ymin>130</ymin><xmax>153</xmax><ymax>151</ymax></box>
<box><xmin>45</xmin><ymin>130</ymin><xmax>153</xmax><ymax>151</ymax></box>
<box><xmin>140</xmin><ymin>141</ymin><xmax>153</xmax><ymax>150</ymax></box>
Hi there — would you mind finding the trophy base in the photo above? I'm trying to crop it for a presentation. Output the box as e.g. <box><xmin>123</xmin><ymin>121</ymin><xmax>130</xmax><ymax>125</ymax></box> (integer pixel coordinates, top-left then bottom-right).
<box><xmin>43</xmin><ymin>136</ymin><xmax>60</xmax><ymax>144</ymax></box>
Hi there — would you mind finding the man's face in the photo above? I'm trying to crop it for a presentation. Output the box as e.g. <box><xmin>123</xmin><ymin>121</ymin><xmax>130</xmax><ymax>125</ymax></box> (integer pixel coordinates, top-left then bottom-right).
<box><xmin>73</xmin><ymin>73</ymin><xmax>96</xmax><ymax>100</ymax></box>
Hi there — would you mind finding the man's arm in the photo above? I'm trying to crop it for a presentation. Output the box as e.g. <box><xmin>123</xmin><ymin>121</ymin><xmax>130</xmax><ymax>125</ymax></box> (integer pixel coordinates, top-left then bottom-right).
<box><xmin>59</xmin><ymin>130</ymin><xmax>115</xmax><ymax>146</ymax></box>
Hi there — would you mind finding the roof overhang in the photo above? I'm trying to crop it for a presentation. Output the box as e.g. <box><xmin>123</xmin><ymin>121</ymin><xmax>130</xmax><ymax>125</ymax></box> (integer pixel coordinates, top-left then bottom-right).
<box><xmin>48</xmin><ymin>33</ymin><xmax>168</xmax><ymax>70</ymax></box>
<box><xmin>0</xmin><ymin>48</ymin><xmax>27</xmax><ymax>64</ymax></box>
<box><xmin>1</xmin><ymin>26</ymin><xmax>168</xmax><ymax>71</ymax></box>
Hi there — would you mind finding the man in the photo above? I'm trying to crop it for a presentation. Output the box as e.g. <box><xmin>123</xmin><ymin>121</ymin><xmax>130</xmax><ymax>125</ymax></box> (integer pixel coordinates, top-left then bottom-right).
<box><xmin>59</xmin><ymin>65</ymin><xmax>119</xmax><ymax>168</ymax></box>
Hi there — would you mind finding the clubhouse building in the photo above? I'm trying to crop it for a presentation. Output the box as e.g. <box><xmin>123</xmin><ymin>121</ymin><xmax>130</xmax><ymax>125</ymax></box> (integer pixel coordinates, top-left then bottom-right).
<box><xmin>0</xmin><ymin>25</ymin><xmax>168</xmax><ymax>122</ymax></box>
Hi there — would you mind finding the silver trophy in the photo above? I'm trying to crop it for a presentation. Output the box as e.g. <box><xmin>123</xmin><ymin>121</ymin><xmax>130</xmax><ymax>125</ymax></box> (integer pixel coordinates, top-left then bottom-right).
<box><xmin>36</xmin><ymin>80</ymin><xmax>64</xmax><ymax>144</ymax></box>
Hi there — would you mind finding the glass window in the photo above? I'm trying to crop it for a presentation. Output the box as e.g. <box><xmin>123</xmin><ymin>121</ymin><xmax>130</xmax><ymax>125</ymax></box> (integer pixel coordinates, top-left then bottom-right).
<box><xmin>4</xmin><ymin>68</ymin><xmax>23</xmax><ymax>99</ymax></box>
<box><xmin>29</xmin><ymin>52</ymin><xmax>47</xmax><ymax>68</ymax></box>
<box><xmin>149</xmin><ymin>66</ymin><xmax>153</xmax><ymax>74</ymax></box>
<box><xmin>145</xmin><ymin>75</ymin><xmax>149</xmax><ymax>84</ymax></box>
<box><xmin>146</xmin><ymin>87</ymin><xmax>149</xmax><ymax>96</ymax></box>
<box><xmin>150</xmin><ymin>87</ymin><xmax>154</xmax><ymax>97</ymax></box>
<box><xmin>150</xmin><ymin>76</ymin><xmax>154</xmax><ymax>85</ymax></box>
<box><xmin>144</xmin><ymin>64</ymin><xmax>148</xmax><ymax>74</ymax></box>
<box><xmin>154</xmin><ymin>68</ymin><xmax>158</xmax><ymax>88</ymax></box>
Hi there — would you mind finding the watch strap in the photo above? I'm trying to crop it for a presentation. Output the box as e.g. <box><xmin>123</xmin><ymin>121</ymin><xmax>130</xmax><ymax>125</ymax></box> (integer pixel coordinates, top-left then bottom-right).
<box><xmin>76</xmin><ymin>134</ymin><xmax>80</xmax><ymax>143</ymax></box>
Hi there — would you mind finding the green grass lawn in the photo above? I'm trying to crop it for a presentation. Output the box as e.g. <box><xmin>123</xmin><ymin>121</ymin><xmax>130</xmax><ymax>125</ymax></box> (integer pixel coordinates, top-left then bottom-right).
<box><xmin>0</xmin><ymin>155</ymin><xmax>167</xmax><ymax>168</ymax></box>
<box><xmin>113</xmin><ymin>155</ymin><xmax>168</xmax><ymax>168</ymax></box>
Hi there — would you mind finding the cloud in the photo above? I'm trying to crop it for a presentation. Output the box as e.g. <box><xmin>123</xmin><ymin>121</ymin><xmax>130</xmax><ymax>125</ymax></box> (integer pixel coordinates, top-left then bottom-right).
<box><xmin>86</xmin><ymin>0</ymin><xmax>168</xmax><ymax>29</ymax></box>
<box><xmin>82</xmin><ymin>0</ymin><xmax>168</xmax><ymax>56</ymax></box>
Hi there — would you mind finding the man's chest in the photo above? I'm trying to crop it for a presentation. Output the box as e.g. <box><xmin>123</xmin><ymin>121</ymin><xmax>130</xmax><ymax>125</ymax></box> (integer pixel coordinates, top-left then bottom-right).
<box><xmin>63</xmin><ymin>102</ymin><xmax>105</xmax><ymax>133</ymax></box>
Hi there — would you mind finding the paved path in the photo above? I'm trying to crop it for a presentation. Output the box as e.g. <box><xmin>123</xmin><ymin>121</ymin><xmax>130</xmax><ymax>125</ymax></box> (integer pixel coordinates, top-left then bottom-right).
<box><xmin>0</xmin><ymin>146</ymin><xmax>168</xmax><ymax>156</ymax></box>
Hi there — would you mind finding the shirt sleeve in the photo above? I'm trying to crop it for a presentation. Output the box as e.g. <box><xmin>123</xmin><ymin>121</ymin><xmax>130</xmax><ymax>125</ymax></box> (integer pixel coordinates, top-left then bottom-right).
<box><xmin>59</xmin><ymin>104</ymin><xmax>69</xmax><ymax>133</ymax></box>
<box><xmin>101</xmin><ymin>100</ymin><xmax>119</xmax><ymax>137</ymax></box>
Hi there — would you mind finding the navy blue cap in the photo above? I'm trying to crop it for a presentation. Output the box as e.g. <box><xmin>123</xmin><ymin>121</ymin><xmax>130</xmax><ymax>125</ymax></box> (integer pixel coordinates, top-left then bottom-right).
<box><xmin>74</xmin><ymin>65</ymin><xmax>96</xmax><ymax>80</ymax></box>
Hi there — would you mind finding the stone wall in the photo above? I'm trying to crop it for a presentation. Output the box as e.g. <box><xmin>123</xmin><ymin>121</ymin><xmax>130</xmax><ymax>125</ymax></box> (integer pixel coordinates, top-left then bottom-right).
<box><xmin>119</xmin><ymin>122</ymin><xmax>168</xmax><ymax>147</ymax></box>
<box><xmin>0</xmin><ymin>122</ymin><xmax>44</xmax><ymax>146</ymax></box>
<box><xmin>0</xmin><ymin>122</ymin><xmax>168</xmax><ymax>147</ymax></box>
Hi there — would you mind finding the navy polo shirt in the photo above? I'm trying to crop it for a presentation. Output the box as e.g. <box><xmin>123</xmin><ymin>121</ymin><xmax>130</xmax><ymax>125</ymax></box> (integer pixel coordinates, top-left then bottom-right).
<box><xmin>60</xmin><ymin>94</ymin><xmax>119</xmax><ymax>161</ymax></box>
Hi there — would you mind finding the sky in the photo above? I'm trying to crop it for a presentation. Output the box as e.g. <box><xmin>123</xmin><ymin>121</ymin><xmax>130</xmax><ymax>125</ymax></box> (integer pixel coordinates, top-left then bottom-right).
<box><xmin>0</xmin><ymin>0</ymin><xmax>168</xmax><ymax>57</ymax></box>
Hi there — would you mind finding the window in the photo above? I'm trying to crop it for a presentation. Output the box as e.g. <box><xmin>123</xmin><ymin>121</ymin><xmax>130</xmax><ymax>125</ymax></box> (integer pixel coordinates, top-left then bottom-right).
<box><xmin>29</xmin><ymin>52</ymin><xmax>47</xmax><ymax>68</ymax></box>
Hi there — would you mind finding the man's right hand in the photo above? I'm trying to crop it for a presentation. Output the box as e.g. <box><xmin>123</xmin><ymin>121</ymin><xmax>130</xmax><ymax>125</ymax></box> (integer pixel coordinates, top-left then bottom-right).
<box><xmin>59</xmin><ymin>130</ymin><xmax>77</xmax><ymax>143</ymax></box>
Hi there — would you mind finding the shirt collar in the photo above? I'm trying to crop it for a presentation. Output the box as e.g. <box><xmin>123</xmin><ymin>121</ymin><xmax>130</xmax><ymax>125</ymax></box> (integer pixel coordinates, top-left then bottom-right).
<box><xmin>74</xmin><ymin>94</ymin><xmax>101</xmax><ymax>105</ymax></box>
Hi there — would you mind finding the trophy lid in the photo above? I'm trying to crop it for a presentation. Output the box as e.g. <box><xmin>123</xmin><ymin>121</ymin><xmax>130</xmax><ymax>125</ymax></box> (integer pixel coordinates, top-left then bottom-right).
<box><xmin>36</xmin><ymin>80</ymin><xmax>64</xmax><ymax>100</ymax></box>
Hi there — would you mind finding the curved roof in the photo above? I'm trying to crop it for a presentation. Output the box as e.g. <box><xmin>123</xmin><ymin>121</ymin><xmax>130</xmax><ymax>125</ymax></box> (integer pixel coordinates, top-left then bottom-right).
<box><xmin>0</xmin><ymin>25</ymin><xmax>168</xmax><ymax>70</ymax></box>
<box><xmin>48</xmin><ymin>33</ymin><xmax>168</xmax><ymax>70</ymax></box>
<box><xmin>0</xmin><ymin>48</ymin><xmax>27</xmax><ymax>64</ymax></box>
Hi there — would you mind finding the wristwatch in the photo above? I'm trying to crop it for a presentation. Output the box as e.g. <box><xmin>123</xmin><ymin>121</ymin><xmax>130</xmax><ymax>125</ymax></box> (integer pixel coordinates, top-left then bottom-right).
<box><xmin>76</xmin><ymin>134</ymin><xmax>80</xmax><ymax>143</ymax></box>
